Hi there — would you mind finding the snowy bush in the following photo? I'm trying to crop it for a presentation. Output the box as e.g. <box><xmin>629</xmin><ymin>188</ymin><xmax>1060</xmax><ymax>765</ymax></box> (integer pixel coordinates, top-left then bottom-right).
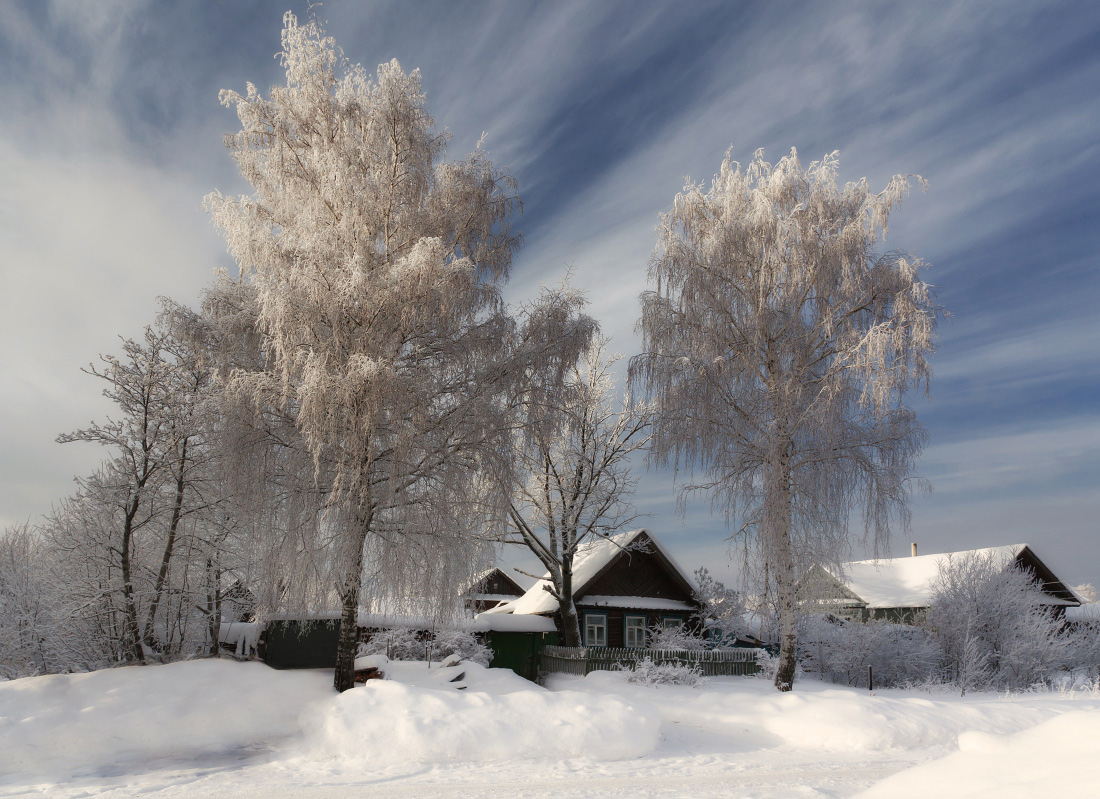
<box><xmin>929</xmin><ymin>551</ymin><xmax>1077</xmax><ymax>692</ymax></box>
<box><xmin>646</xmin><ymin>623</ymin><xmax>709</xmax><ymax>651</ymax></box>
<box><xmin>693</xmin><ymin>567</ymin><xmax>749</xmax><ymax>642</ymax></box>
<box><xmin>358</xmin><ymin>628</ymin><xmax>491</xmax><ymax>666</ymax></box>
<box><xmin>752</xmin><ymin>649</ymin><xmax>783</xmax><ymax>683</ymax></box>
<box><xmin>429</xmin><ymin>629</ymin><xmax>492</xmax><ymax>667</ymax></box>
<box><xmin>798</xmin><ymin>614</ymin><xmax>940</xmax><ymax>688</ymax></box>
<box><xmin>621</xmin><ymin>656</ymin><xmax>707</xmax><ymax>688</ymax></box>
<box><xmin>359</xmin><ymin>628</ymin><xmax>424</xmax><ymax>661</ymax></box>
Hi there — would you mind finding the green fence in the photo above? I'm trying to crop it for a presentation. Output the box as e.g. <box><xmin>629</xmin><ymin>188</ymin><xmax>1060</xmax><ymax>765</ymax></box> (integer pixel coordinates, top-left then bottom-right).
<box><xmin>541</xmin><ymin>645</ymin><xmax>761</xmax><ymax>679</ymax></box>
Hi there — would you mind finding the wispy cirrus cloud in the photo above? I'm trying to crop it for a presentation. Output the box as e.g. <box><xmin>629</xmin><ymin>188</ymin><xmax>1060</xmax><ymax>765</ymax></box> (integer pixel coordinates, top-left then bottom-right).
<box><xmin>1</xmin><ymin>0</ymin><xmax>1098</xmax><ymax>588</ymax></box>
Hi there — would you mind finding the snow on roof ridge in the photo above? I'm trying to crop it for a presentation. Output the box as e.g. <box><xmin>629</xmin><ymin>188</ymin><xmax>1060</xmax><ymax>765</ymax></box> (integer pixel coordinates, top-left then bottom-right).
<box><xmin>841</xmin><ymin>544</ymin><xmax>1028</xmax><ymax>568</ymax></box>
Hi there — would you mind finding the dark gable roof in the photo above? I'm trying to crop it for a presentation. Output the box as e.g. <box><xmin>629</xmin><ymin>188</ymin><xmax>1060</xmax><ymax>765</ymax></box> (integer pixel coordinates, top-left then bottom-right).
<box><xmin>579</xmin><ymin>530</ymin><xmax>698</xmax><ymax>601</ymax></box>
<box><xmin>467</xmin><ymin>567</ymin><xmax>525</xmax><ymax>598</ymax></box>
<box><xmin>1015</xmin><ymin>546</ymin><xmax>1080</xmax><ymax>604</ymax></box>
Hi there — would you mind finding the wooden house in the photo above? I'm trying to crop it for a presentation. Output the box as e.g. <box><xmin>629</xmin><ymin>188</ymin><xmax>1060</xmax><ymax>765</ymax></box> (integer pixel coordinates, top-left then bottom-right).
<box><xmin>484</xmin><ymin>529</ymin><xmax>703</xmax><ymax>648</ymax></box>
<box><xmin>797</xmin><ymin>544</ymin><xmax>1081</xmax><ymax>623</ymax></box>
<box><xmin>464</xmin><ymin>567</ymin><xmax>527</xmax><ymax>613</ymax></box>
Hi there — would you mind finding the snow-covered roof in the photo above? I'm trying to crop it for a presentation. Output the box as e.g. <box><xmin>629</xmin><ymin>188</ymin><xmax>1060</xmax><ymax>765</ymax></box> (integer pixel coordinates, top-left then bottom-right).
<box><xmin>491</xmin><ymin>529</ymin><xmax>698</xmax><ymax>616</ymax></box>
<box><xmin>828</xmin><ymin>545</ymin><xmax>1025</xmax><ymax>608</ymax></box>
<box><xmin>471</xmin><ymin>613</ymin><xmax>557</xmax><ymax>633</ymax></box>
<box><xmin>823</xmin><ymin>544</ymin><xmax>1080</xmax><ymax>609</ymax></box>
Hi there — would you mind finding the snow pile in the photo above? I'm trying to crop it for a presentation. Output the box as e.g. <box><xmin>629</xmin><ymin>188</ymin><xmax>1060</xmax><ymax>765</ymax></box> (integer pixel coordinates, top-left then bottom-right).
<box><xmin>856</xmin><ymin>709</ymin><xmax>1100</xmax><ymax>798</ymax></box>
<box><xmin>301</xmin><ymin>661</ymin><xmax>660</xmax><ymax>764</ymax></box>
<box><xmin>569</xmin><ymin>671</ymin><xmax>1051</xmax><ymax>752</ymax></box>
<box><xmin>0</xmin><ymin>660</ymin><xmax>333</xmax><ymax>780</ymax></box>
<box><xmin>5</xmin><ymin>658</ymin><xmax>1099</xmax><ymax>798</ymax></box>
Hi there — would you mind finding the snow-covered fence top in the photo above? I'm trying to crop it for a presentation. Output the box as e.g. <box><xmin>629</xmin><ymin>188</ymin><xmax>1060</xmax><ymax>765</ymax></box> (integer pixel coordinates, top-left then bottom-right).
<box><xmin>542</xmin><ymin>645</ymin><xmax>761</xmax><ymax>678</ymax></box>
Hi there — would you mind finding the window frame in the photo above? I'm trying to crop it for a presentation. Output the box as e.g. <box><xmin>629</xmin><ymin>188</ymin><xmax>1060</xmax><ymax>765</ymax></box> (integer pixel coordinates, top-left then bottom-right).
<box><xmin>583</xmin><ymin>612</ymin><xmax>608</xmax><ymax>647</ymax></box>
<box><xmin>660</xmin><ymin>616</ymin><xmax>685</xmax><ymax>630</ymax></box>
<box><xmin>623</xmin><ymin>614</ymin><xmax>647</xmax><ymax>648</ymax></box>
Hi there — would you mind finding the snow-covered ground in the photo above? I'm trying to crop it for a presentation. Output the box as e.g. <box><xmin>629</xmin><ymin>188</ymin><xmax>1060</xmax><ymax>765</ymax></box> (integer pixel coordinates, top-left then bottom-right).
<box><xmin>1</xmin><ymin>659</ymin><xmax>1098</xmax><ymax>798</ymax></box>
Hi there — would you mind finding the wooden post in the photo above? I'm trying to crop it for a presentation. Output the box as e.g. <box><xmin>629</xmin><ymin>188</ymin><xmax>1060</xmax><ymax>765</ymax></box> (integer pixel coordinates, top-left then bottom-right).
<box><xmin>868</xmin><ymin>664</ymin><xmax>874</xmax><ymax>692</ymax></box>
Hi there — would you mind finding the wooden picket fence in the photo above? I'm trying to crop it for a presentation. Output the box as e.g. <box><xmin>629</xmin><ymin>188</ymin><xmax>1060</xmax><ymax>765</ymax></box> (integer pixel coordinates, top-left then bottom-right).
<box><xmin>540</xmin><ymin>645</ymin><xmax>761</xmax><ymax>679</ymax></box>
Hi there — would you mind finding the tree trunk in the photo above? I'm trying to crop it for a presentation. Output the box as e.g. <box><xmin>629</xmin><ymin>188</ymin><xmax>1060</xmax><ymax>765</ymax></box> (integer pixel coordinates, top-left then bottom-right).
<box><xmin>773</xmin><ymin>535</ymin><xmax>798</xmax><ymax>691</ymax></box>
<box><xmin>333</xmin><ymin>524</ymin><xmax>370</xmax><ymax>693</ymax></box>
<box><xmin>557</xmin><ymin>552</ymin><xmax>581</xmax><ymax>647</ymax></box>
<box><xmin>205</xmin><ymin>556</ymin><xmax>221</xmax><ymax>656</ymax></box>
<box><xmin>120</xmin><ymin>492</ymin><xmax>146</xmax><ymax>663</ymax></box>
<box><xmin>144</xmin><ymin>438</ymin><xmax>189</xmax><ymax>652</ymax></box>
<box><xmin>770</xmin><ymin>438</ymin><xmax>797</xmax><ymax>692</ymax></box>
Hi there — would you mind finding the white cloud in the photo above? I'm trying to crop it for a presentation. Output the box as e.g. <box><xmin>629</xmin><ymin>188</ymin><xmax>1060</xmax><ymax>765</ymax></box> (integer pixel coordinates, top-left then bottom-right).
<box><xmin>0</xmin><ymin>138</ymin><xmax>226</xmax><ymax>529</ymax></box>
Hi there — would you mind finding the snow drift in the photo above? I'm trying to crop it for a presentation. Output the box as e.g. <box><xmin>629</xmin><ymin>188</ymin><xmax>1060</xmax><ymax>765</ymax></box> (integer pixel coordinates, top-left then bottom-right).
<box><xmin>300</xmin><ymin>661</ymin><xmax>660</xmax><ymax>764</ymax></box>
<box><xmin>0</xmin><ymin>659</ymin><xmax>333</xmax><ymax>780</ymax></box>
<box><xmin>855</xmin><ymin>709</ymin><xmax>1100</xmax><ymax>799</ymax></box>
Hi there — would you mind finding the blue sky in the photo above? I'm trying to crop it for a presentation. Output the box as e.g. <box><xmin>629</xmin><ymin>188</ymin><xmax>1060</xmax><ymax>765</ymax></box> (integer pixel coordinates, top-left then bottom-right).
<box><xmin>2</xmin><ymin>1</ymin><xmax>1098</xmax><ymax>590</ymax></box>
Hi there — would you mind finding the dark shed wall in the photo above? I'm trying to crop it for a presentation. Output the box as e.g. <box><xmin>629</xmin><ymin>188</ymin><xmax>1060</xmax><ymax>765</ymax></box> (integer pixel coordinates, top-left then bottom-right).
<box><xmin>264</xmin><ymin>619</ymin><xmax>340</xmax><ymax>669</ymax></box>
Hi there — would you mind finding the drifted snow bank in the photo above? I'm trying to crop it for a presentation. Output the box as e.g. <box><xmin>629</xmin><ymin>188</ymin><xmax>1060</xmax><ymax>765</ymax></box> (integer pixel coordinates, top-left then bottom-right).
<box><xmin>0</xmin><ymin>660</ymin><xmax>333</xmax><ymax>779</ymax></box>
<box><xmin>301</xmin><ymin>661</ymin><xmax>660</xmax><ymax>763</ymax></box>
<box><xmin>563</xmin><ymin>671</ymin><xmax>1053</xmax><ymax>752</ymax></box>
<box><xmin>856</xmin><ymin>709</ymin><xmax>1100</xmax><ymax>799</ymax></box>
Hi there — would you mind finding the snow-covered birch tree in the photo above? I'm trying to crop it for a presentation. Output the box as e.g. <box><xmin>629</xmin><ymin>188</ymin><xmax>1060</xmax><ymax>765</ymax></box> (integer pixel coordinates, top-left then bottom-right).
<box><xmin>206</xmin><ymin>13</ymin><xmax>538</xmax><ymax>691</ymax></box>
<box><xmin>56</xmin><ymin>326</ymin><xmax>188</xmax><ymax>663</ymax></box>
<box><xmin>503</xmin><ymin>334</ymin><xmax>650</xmax><ymax>647</ymax></box>
<box><xmin>630</xmin><ymin>148</ymin><xmax>938</xmax><ymax>691</ymax></box>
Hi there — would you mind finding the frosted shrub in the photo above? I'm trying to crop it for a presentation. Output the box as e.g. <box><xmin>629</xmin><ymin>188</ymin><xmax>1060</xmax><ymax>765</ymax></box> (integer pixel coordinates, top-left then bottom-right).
<box><xmin>693</xmin><ymin>567</ymin><xmax>749</xmax><ymax>643</ymax></box>
<box><xmin>929</xmin><ymin>552</ymin><xmax>1075</xmax><ymax>692</ymax></box>
<box><xmin>429</xmin><ymin>629</ymin><xmax>492</xmax><ymax>667</ymax></box>
<box><xmin>358</xmin><ymin>628</ymin><xmax>491</xmax><ymax>666</ymax></box>
<box><xmin>359</xmin><ymin>628</ymin><xmax>423</xmax><ymax>661</ymax></box>
<box><xmin>1063</xmin><ymin>623</ymin><xmax>1100</xmax><ymax>680</ymax></box>
<box><xmin>646</xmin><ymin>624</ymin><xmax>709</xmax><ymax>652</ymax></box>
<box><xmin>753</xmin><ymin>650</ymin><xmax>782</xmax><ymax>683</ymax></box>
<box><xmin>798</xmin><ymin>614</ymin><xmax>940</xmax><ymax>688</ymax></box>
<box><xmin>622</xmin><ymin>657</ymin><xmax>707</xmax><ymax>688</ymax></box>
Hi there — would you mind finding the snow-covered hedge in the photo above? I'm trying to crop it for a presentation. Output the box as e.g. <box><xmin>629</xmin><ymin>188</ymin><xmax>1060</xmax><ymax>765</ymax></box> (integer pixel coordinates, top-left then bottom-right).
<box><xmin>798</xmin><ymin>614</ymin><xmax>940</xmax><ymax>688</ymax></box>
<box><xmin>928</xmin><ymin>551</ymin><xmax>1083</xmax><ymax>692</ymax></box>
<box><xmin>620</xmin><ymin>656</ymin><xmax>707</xmax><ymax>688</ymax></box>
<box><xmin>357</xmin><ymin>627</ymin><xmax>491</xmax><ymax>667</ymax></box>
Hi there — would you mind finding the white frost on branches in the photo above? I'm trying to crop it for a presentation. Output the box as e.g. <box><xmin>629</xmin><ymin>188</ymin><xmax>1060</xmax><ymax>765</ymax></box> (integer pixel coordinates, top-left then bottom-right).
<box><xmin>631</xmin><ymin>148</ymin><xmax>940</xmax><ymax>690</ymax></box>
<box><xmin>204</xmin><ymin>13</ymin><xmax>575</xmax><ymax>690</ymax></box>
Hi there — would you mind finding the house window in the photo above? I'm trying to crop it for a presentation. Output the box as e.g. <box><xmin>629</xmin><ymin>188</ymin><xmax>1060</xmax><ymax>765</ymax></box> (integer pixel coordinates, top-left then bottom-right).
<box><xmin>661</xmin><ymin>616</ymin><xmax>684</xmax><ymax>629</ymax></box>
<box><xmin>584</xmin><ymin>613</ymin><xmax>607</xmax><ymax>647</ymax></box>
<box><xmin>624</xmin><ymin>615</ymin><xmax>647</xmax><ymax>648</ymax></box>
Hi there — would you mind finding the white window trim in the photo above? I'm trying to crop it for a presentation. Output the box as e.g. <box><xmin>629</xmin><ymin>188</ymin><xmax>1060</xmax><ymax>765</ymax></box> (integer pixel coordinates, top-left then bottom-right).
<box><xmin>661</xmin><ymin>616</ymin><xmax>684</xmax><ymax>629</ymax></box>
<box><xmin>584</xmin><ymin>613</ymin><xmax>607</xmax><ymax>647</ymax></box>
<box><xmin>624</xmin><ymin>615</ymin><xmax>647</xmax><ymax>648</ymax></box>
